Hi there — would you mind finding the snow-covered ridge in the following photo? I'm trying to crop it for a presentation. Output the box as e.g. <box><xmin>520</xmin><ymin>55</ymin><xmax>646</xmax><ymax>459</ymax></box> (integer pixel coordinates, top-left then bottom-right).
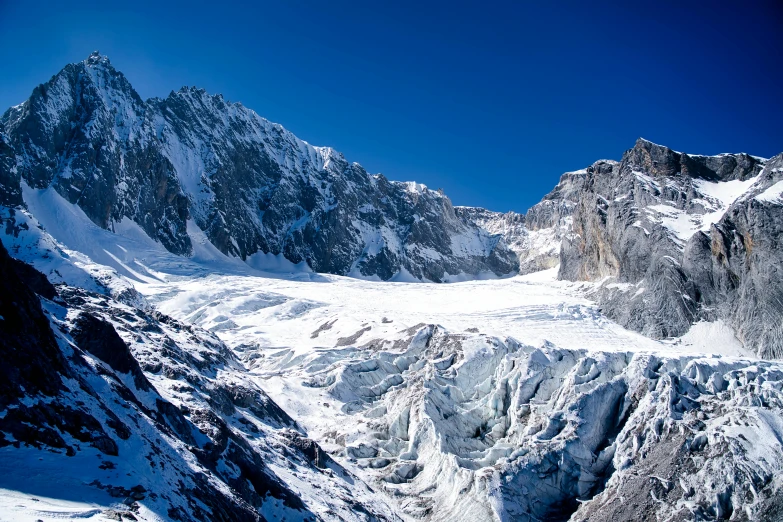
<box><xmin>0</xmin><ymin>52</ymin><xmax>525</xmax><ymax>283</ymax></box>
<box><xmin>640</xmin><ymin>173</ymin><xmax>762</xmax><ymax>244</ymax></box>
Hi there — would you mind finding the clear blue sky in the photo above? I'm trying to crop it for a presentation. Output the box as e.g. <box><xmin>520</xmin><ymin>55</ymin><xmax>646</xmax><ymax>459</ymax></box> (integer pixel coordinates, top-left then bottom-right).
<box><xmin>1</xmin><ymin>1</ymin><xmax>781</xmax><ymax>213</ymax></box>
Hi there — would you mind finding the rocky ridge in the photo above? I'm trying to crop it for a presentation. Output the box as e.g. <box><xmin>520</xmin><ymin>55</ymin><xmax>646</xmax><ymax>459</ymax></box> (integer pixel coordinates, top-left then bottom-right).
<box><xmin>0</xmin><ymin>52</ymin><xmax>517</xmax><ymax>282</ymax></box>
<box><xmin>549</xmin><ymin>138</ymin><xmax>782</xmax><ymax>358</ymax></box>
<box><xmin>0</xmin><ymin>237</ymin><xmax>398</xmax><ymax>521</ymax></box>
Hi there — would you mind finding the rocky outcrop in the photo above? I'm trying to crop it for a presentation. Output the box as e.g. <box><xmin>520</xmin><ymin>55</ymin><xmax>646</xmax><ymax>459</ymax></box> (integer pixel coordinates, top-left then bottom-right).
<box><xmin>0</xmin><ymin>132</ymin><xmax>21</xmax><ymax>206</ymax></box>
<box><xmin>0</xmin><ymin>239</ymin><xmax>68</xmax><ymax>412</ymax></box>
<box><xmin>0</xmin><ymin>53</ymin><xmax>517</xmax><ymax>282</ymax></box>
<box><xmin>0</xmin><ymin>237</ymin><xmax>399</xmax><ymax>521</ymax></box>
<box><xmin>554</xmin><ymin>138</ymin><xmax>781</xmax><ymax>356</ymax></box>
<box><xmin>683</xmin><ymin>153</ymin><xmax>783</xmax><ymax>358</ymax></box>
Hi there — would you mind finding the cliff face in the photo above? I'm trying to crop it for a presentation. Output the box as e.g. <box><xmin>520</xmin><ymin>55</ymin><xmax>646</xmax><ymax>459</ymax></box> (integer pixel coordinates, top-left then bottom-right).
<box><xmin>0</xmin><ymin>52</ymin><xmax>517</xmax><ymax>282</ymax></box>
<box><xmin>1</xmin><ymin>53</ymin><xmax>191</xmax><ymax>254</ymax></box>
<box><xmin>685</xmin><ymin>153</ymin><xmax>783</xmax><ymax>358</ymax></box>
<box><xmin>553</xmin><ymin>138</ymin><xmax>782</xmax><ymax>356</ymax></box>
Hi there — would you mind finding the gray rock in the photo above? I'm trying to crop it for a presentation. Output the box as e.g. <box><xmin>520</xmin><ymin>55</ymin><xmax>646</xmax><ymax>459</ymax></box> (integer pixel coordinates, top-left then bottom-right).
<box><xmin>1</xmin><ymin>53</ymin><xmax>191</xmax><ymax>255</ymax></box>
<box><xmin>686</xmin><ymin>153</ymin><xmax>783</xmax><ymax>358</ymax></box>
<box><xmin>0</xmin><ymin>53</ymin><xmax>518</xmax><ymax>282</ymax></box>
<box><xmin>554</xmin><ymin>138</ymin><xmax>781</xmax><ymax>357</ymax></box>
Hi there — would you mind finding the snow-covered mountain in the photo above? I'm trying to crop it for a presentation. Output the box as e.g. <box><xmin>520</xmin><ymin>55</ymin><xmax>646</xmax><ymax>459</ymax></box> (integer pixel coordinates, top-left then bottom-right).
<box><xmin>2</xmin><ymin>54</ymin><xmax>783</xmax><ymax>521</ymax></box>
<box><xmin>0</xmin><ymin>237</ymin><xmax>399</xmax><ymax>521</ymax></box>
<box><xmin>0</xmin><ymin>52</ymin><xmax>517</xmax><ymax>283</ymax></box>
<box><xmin>458</xmin><ymin>140</ymin><xmax>783</xmax><ymax>360</ymax></box>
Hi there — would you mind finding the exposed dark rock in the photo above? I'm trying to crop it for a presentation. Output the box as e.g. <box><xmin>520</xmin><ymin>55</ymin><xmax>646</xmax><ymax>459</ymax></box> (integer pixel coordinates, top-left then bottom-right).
<box><xmin>0</xmin><ymin>132</ymin><xmax>21</xmax><ymax>206</ymax></box>
<box><xmin>280</xmin><ymin>430</ymin><xmax>330</xmax><ymax>469</ymax></box>
<box><xmin>0</xmin><ymin>238</ymin><xmax>67</xmax><ymax>408</ymax></box>
<box><xmin>0</xmin><ymin>53</ymin><xmax>518</xmax><ymax>282</ymax></box>
<box><xmin>1</xmin><ymin>53</ymin><xmax>191</xmax><ymax>255</ymax></box>
<box><xmin>72</xmin><ymin>311</ymin><xmax>153</xmax><ymax>391</ymax></box>
<box><xmin>7</xmin><ymin>255</ymin><xmax>57</xmax><ymax>299</ymax></box>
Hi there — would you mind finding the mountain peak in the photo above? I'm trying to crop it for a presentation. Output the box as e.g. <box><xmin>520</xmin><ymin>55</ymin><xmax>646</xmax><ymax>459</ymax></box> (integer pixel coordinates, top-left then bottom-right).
<box><xmin>634</xmin><ymin>137</ymin><xmax>672</xmax><ymax>153</ymax></box>
<box><xmin>84</xmin><ymin>50</ymin><xmax>111</xmax><ymax>67</ymax></box>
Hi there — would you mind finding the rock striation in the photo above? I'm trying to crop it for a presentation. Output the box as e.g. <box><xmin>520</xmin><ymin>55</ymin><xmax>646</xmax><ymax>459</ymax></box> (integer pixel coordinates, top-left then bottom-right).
<box><xmin>549</xmin><ymin>138</ymin><xmax>782</xmax><ymax>358</ymax></box>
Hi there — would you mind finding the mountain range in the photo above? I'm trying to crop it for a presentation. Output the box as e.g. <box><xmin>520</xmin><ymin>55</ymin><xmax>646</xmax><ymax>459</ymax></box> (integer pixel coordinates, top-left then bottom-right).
<box><xmin>1</xmin><ymin>53</ymin><xmax>783</xmax><ymax>521</ymax></box>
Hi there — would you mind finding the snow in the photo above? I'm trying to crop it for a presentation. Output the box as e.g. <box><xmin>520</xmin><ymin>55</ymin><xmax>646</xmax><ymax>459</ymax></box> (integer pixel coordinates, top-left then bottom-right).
<box><xmin>5</xmin><ymin>53</ymin><xmax>782</xmax><ymax>521</ymax></box>
<box><xmin>693</xmin><ymin>175</ymin><xmax>760</xmax><ymax>205</ymax></box>
<box><xmin>404</xmin><ymin>181</ymin><xmax>428</xmax><ymax>194</ymax></box>
<box><xmin>645</xmin><ymin>175</ymin><xmax>761</xmax><ymax>243</ymax></box>
<box><xmin>0</xmin><ymin>450</ymin><xmax>166</xmax><ymax>522</ymax></box>
<box><xmin>646</xmin><ymin>204</ymin><xmax>701</xmax><ymax>242</ymax></box>
<box><xmin>663</xmin><ymin>319</ymin><xmax>752</xmax><ymax>357</ymax></box>
<box><xmin>246</xmin><ymin>250</ymin><xmax>313</xmax><ymax>274</ymax></box>
<box><xmin>141</xmin><ymin>271</ymin><xmax>669</xmax><ymax>361</ymax></box>
<box><xmin>755</xmin><ymin>179</ymin><xmax>783</xmax><ymax>203</ymax></box>
<box><xmin>0</xmin><ymin>488</ymin><xmax>134</xmax><ymax>522</ymax></box>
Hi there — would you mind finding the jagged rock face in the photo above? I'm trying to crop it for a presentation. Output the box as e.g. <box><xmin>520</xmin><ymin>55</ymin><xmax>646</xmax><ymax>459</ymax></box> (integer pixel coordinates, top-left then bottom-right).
<box><xmin>525</xmin><ymin>163</ymin><xmax>594</xmax><ymax>230</ymax></box>
<box><xmin>556</xmin><ymin>138</ymin><xmax>780</xmax><ymax>349</ymax></box>
<box><xmin>0</xmin><ymin>238</ymin><xmax>400</xmax><ymax>521</ymax></box>
<box><xmin>684</xmin><ymin>153</ymin><xmax>783</xmax><ymax>359</ymax></box>
<box><xmin>0</xmin><ymin>239</ymin><xmax>67</xmax><ymax>412</ymax></box>
<box><xmin>3</xmin><ymin>53</ymin><xmax>782</xmax><ymax>352</ymax></box>
<box><xmin>0</xmin><ymin>53</ymin><xmax>518</xmax><ymax>282</ymax></box>
<box><xmin>623</xmin><ymin>139</ymin><xmax>762</xmax><ymax>182</ymax></box>
<box><xmin>152</xmin><ymin>86</ymin><xmax>518</xmax><ymax>281</ymax></box>
<box><xmin>0</xmin><ymin>132</ymin><xmax>21</xmax><ymax>206</ymax></box>
<box><xmin>0</xmin><ymin>53</ymin><xmax>191</xmax><ymax>255</ymax></box>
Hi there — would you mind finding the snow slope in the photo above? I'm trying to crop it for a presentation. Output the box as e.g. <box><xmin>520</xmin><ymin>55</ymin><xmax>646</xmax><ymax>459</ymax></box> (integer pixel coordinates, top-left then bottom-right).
<box><xmin>643</xmin><ymin>174</ymin><xmax>761</xmax><ymax>244</ymax></box>
<box><xmin>135</xmin><ymin>268</ymin><xmax>781</xmax><ymax>521</ymax></box>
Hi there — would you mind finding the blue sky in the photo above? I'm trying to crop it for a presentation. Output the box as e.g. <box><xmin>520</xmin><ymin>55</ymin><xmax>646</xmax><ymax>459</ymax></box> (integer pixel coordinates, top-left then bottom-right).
<box><xmin>1</xmin><ymin>1</ymin><xmax>781</xmax><ymax>213</ymax></box>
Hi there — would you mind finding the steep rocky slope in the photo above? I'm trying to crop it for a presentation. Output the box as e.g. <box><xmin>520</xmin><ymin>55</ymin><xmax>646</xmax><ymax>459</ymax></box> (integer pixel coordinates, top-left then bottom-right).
<box><xmin>549</xmin><ymin>138</ymin><xmax>782</xmax><ymax>358</ymax></box>
<box><xmin>0</xmin><ymin>52</ymin><xmax>516</xmax><ymax>282</ymax></box>
<box><xmin>0</xmin><ymin>238</ymin><xmax>398</xmax><ymax>521</ymax></box>
<box><xmin>684</xmin><ymin>153</ymin><xmax>783</xmax><ymax>359</ymax></box>
<box><xmin>459</xmin><ymin>137</ymin><xmax>782</xmax><ymax>359</ymax></box>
